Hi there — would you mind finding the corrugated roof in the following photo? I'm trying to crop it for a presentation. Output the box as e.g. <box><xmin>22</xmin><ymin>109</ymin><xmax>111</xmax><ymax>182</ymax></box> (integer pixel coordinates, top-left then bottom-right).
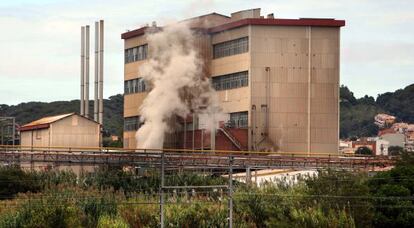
<box><xmin>20</xmin><ymin>113</ymin><xmax>75</xmax><ymax>131</ymax></box>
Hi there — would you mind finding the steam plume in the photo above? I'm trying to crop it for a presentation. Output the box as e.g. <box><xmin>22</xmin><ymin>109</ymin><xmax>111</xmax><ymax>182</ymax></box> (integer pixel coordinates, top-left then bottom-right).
<box><xmin>136</xmin><ymin>22</ymin><xmax>220</xmax><ymax>150</ymax></box>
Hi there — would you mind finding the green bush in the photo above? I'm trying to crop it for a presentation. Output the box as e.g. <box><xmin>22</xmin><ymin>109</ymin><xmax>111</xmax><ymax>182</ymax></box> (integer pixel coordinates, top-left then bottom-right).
<box><xmin>97</xmin><ymin>215</ymin><xmax>129</xmax><ymax>228</ymax></box>
<box><xmin>0</xmin><ymin>165</ymin><xmax>41</xmax><ymax>199</ymax></box>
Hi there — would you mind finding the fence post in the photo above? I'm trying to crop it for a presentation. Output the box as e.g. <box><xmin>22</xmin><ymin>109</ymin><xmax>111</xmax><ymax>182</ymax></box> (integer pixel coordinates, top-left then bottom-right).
<box><xmin>160</xmin><ymin>152</ymin><xmax>165</xmax><ymax>228</ymax></box>
<box><xmin>228</xmin><ymin>155</ymin><xmax>234</xmax><ymax>228</ymax></box>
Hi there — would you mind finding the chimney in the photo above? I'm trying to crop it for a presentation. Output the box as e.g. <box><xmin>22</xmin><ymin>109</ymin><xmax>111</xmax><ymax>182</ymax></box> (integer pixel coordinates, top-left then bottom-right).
<box><xmin>85</xmin><ymin>25</ymin><xmax>90</xmax><ymax>118</ymax></box>
<box><xmin>267</xmin><ymin>13</ymin><xmax>274</xmax><ymax>19</ymax></box>
<box><xmin>80</xmin><ymin>26</ymin><xmax>85</xmax><ymax>116</ymax></box>
<box><xmin>98</xmin><ymin>20</ymin><xmax>104</xmax><ymax>125</ymax></box>
<box><xmin>94</xmin><ymin>21</ymin><xmax>99</xmax><ymax>122</ymax></box>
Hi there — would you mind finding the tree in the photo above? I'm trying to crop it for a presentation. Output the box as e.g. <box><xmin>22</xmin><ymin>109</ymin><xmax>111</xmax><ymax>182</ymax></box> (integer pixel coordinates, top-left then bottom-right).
<box><xmin>305</xmin><ymin>169</ymin><xmax>373</xmax><ymax>227</ymax></box>
<box><xmin>368</xmin><ymin>152</ymin><xmax>414</xmax><ymax>227</ymax></box>
<box><xmin>355</xmin><ymin>146</ymin><xmax>373</xmax><ymax>155</ymax></box>
<box><xmin>388</xmin><ymin>146</ymin><xmax>404</xmax><ymax>156</ymax></box>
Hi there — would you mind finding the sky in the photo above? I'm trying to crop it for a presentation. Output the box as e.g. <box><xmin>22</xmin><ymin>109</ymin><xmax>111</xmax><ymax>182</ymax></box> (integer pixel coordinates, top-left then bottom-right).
<box><xmin>0</xmin><ymin>0</ymin><xmax>413</xmax><ymax>105</ymax></box>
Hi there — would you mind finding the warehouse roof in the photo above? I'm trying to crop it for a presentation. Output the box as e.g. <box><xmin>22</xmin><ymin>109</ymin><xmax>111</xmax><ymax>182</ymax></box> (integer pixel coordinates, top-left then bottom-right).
<box><xmin>20</xmin><ymin>113</ymin><xmax>99</xmax><ymax>131</ymax></box>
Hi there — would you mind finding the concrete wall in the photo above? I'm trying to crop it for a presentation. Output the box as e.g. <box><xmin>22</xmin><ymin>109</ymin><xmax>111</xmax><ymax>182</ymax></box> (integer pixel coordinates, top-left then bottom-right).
<box><xmin>249</xmin><ymin>26</ymin><xmax>339</xmax><ymax>153</ymax></box>
<box><xmin>50</xmin><ymin>115</ymin><xmax>100</xmax><ymax>147</ymax></box>
<box><xmin>21</xmin><ymin>128</ymin><xmax>50</xmax><ymax>147</ymax></box>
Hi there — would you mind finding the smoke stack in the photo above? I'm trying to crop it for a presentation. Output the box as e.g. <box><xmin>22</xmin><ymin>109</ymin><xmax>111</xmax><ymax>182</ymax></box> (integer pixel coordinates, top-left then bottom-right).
<box><xmin>85</xmin><ymin>25</ymin><xmax>90</xmax><ymax>118</ymax></box>
<box><xmin>80</xmin><ymin>26</ymin><xmax>85</xmax><ymax>116</ymax></box>
<box><xmin>267</xmin><ymin>13</ymin><xmax>274</xmax><ymax>19</ymax></box>
<box><xmin>94</xmin><ymin>21</ymin><xmax>99</xmax><ymax>122</ymax></box>
<box><xmin>98</xmin><ymin>20</ymin><xmax>104</xmax><ymax>125</ymax></box>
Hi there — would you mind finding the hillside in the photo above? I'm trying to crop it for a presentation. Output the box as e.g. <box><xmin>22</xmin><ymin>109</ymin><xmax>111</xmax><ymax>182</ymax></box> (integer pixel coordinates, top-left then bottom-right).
<box><xmin>0</xmin><ymin>94</ymin><xmax>123</xmax><ymax>136</ymax></box>
<box><xmin>340</xmin><ymin>84</ymin><xmax>414</xmax><ymax>138</ymax></box>
<box><xmin>1</xmin><ymin>84</ymin><xmax>413</xmax><ymax>140</ymax></box>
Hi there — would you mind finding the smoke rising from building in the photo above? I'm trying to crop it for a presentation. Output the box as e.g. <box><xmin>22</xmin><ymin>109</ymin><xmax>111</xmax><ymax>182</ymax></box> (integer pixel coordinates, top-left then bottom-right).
<box><xmin>136</xmin><ymin>22</ymin><xmax>221</xmax><ymax>149</ymax></box>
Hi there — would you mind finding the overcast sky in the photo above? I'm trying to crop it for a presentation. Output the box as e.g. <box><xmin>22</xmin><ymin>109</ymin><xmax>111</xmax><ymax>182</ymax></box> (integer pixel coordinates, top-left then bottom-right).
<box><xmin>0</xmin><ymin>0</ymin><xmax>413</xmax><ymax>105</ymax></box>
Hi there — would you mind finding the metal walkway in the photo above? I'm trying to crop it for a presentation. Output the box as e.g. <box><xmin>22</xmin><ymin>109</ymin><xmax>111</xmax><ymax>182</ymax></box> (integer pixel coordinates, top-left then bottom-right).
<box><xmin>0</xmin><ymin>145</ymin><xmax>395</xmax><ymax>170</ymax></box>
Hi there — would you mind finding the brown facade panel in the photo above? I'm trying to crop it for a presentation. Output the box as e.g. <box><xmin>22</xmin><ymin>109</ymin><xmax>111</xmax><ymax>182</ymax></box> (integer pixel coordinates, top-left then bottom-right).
<box><xmin>124</xmin><ymin>61</ymin><xmax>148</xmax><ymax>80</ymax></box>
<box><xmin>124</xmin><ymin>93</ymin><xmax>147</xmax><ymax>117</ymax></box>
<box><xmin>211</xmin><ymin>53</ymin><xmax>249</xmax><ymax>76</ymax></box>
<box><xmin>310</xmin><ymin>98</ymin><xmax>338</xmax><ymax>114</ymax></box>
<box><xmin>311</xmin><ymin>128</ymin><xmax>338</xmax><ymax>144</ymax></box>
<box><xmin>216</xmin><ymin>87</ymin><xmax>250</xmax><ymax>113</ymax></box>
<box><xmin>125</xmin><ymin>35</ymin><xmax>148</xmax><ymax>49</ymax></box>
<box><xmin>211</xmin><ymin>26</ymin><xmax>248</xmax><ymax>44</ymax></box>
<box><xmin>311</xmin><ymin>68</ymin><xmax>338</xmax><ymax>84</ymax></box>
<box><xmin>311</xmin><ymin>143</ymin><xmax>338</xmax><ymax>153</ymax></box>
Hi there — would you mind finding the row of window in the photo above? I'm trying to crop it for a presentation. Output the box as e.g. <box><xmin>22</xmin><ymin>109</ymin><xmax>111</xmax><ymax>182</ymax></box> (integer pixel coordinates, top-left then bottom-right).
<box><xmin>212</xmin><ymin>71</ymin><xmax>248</xmax><ymax>91</ymax></box>
<box><xmin>124</xmin><ymin>116</ymin><xmax>142</xmax><ymax>131</ymax></box>
<box><xmin>124</xmin><ymin>112</ymin><xmax>248</xmax><ymax>132</ymax></box>
<box><xmin>125</xmin><ymin>44</ymin><xmax>148</xmax><ymax>63</ymax></box>
<box><xmin>124</xmin><ymin>37</ymin><xmax>247</xmax><ymax>64</ymax></box>
<box><xmin>124</xmin><ymin>78</ymin><xmax>147</xmax><ymax>94</ymax></box>
<box><xmin>229</xmin><ymin>111</ymin><xmax>248</xmax><ymax>129</ymax></box>
<box><xmin>213</xmin><ymin>37</ymin><xmax>248</xmax><ymax>59</ymax></box>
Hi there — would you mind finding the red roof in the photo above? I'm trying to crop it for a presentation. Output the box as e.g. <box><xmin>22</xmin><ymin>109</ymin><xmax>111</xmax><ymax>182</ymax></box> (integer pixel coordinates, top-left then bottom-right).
<box><xmin>20</xmin><ymin>113</ymin><xmax>74</xmax><ymax>131</ymax></box>
<box><xmin>121</xmin><ymin>16</ymin><xmax>345</xmax><ymax>40</ymax></box>
<box><xmin>209</xmin><ymin>18</ymin><xmax>345</xmax><ymax>34</ymax></box>
<box><xmin>378</xmin><ymin>128</ymin><xmax>396</xmax><ymax>136</ymax></box>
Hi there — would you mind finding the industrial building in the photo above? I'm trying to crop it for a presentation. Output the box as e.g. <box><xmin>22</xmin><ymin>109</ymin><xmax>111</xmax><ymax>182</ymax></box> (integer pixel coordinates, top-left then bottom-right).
<box><xmin>20</xmin><ymin>113</ymin><xmax>100</xmax><ymax>148</ymax></box>
<box><xmin>121</xmin><ymin>8</ymin><xmax>345</xmax><ymax>154</ymax></box>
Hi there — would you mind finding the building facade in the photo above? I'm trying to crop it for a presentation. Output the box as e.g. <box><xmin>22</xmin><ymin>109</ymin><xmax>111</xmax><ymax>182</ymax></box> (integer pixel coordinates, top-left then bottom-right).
<box><xmin>20</xmin><ymin>113</ymin><xmax>100</xmax><ymax>148</ymax></box>
<box><xmin>122</xmin><ymin>8</ymin><xmax>345</xmax><ymax>154</ymax></box>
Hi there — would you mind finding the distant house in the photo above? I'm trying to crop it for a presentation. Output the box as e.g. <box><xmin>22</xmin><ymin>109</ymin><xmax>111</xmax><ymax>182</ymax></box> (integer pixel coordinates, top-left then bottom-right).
<box><xmin>352</xmin><ymin>138</ymin><xmax>389</xmax><ymax>156</ymax></box>
<box><xmin>380</xmin><ymin>133</ymin><xmax>406</xmax><ymax>148</ymax></box>
<box><xmin>20</xmin><ymin>113</ymin><xmax>100</xmax><ymax>148</ymax></box>
<box><xmin>374</xmin><ymin>114</ymin><xmax>396</xmax><ymax>128</ymax></box>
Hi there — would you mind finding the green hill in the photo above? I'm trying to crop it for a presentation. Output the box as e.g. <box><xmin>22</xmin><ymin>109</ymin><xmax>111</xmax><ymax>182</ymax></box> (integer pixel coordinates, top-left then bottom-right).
<box><xmin>0</xmin><ymin>94</ymin><xmax>123</xmax><ymax>137</ymax></box>
<box><xmin>340</xmin><ymin>84</ymin><xmax>414</xmax><ymax>138</ymax></box>
<box><xmin>1</xmin><ymin>84</ymin><xmax>413</xmax><ymax>141</ymax></box>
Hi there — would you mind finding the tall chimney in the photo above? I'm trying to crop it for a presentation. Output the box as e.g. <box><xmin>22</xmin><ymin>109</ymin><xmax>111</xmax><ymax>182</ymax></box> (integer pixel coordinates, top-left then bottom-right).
<box><xmin>80</xmin><ymin>26</ymin><xmax>85</xmax><ymax>116</ymax></box>
<box><xmin>85</xmin><ymin>25</ymin><xmax>90</xmax><ymax>118</ymax></box>
<box><xmin>94</xmin><ymin>21</ymin><xmax>99</xmax><ymax>122</ymax></box>
<box><xmin>98</xmin><ymin>20</ymin><xmax>104</xmax><ymax>125</ymax></box>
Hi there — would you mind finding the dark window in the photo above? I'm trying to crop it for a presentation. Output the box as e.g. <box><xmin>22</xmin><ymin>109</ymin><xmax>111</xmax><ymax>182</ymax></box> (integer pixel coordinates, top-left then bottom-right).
<box><xmin>124</xmin><ymin>116</ymin><xmax>142</xmax><ymax>131</ymax></box>
<box><xmin>212</xmin><ymin>71</ymin><xmax>248</xmax><ymax>91</ymax></box>
<box><xmin>125</xmin><ymin>44</ymin><xmax>148</xmax><ymax>63</ymax></box>
<box><xmin>213</xmin><ymin>37</ymin><xmax>248</xmax><ymax>59</ymax></box>
<box><xmin>229</xmin><ymin>112</ymin><xmax>248</xmax><ymax>128</ymax></box>
<box><xmin>124</xmin><ymin>78</ymin><xmax>147</xmax><ymax>95</ymax></box>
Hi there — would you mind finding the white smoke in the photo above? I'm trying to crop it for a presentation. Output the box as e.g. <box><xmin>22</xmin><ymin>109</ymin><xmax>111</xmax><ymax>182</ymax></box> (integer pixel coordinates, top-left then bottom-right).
<box><xmin>136</xmin><ymin>22</ymin><xmax>221</xmax><ymax>150</ymax></box>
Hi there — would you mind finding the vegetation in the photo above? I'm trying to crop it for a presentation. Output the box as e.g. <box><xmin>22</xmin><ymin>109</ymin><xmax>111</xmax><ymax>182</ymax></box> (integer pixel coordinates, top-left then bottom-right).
<box><xmin>355</xmin><ymin>146</ymin><xmax>374</xmax><ymax>155</ymax></box>
<box><xmin>1</xmin><ymin>84</ymin><xmax>413</xmax><ymax>142</ymax></box>
<box><xmin>340</xmin><ymin>84</ymin><xmax>414</xmax><ymax>138</ymax></box>
<box><xmin>0</xmin><ymin>94</ymin><xmax>123</xmax><ymax>137</ymax></box>
<box><xmin>0</xmin><ymin>153</ymin><xmax>412</xmax><ymax>227</ymax></box>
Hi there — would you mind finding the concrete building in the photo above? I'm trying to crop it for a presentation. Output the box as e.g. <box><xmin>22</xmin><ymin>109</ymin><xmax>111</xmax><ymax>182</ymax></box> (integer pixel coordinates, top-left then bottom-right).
<box><xmin>20</xmin><ymin>113</ymin><xmax>100</xmax><ymax>148</ymax></box>
<box><xmin>121</xmin><ymin>8</ymin><xmax>345</xmax><ymax>154</ymax></box>
<box><xmin>380</xmin><ymin>132</ymin><xmax>406</xmax><ymax>148</ymax></box>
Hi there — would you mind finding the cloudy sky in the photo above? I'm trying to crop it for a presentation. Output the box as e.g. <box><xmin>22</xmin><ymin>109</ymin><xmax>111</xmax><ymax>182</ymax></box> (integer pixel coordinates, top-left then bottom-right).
<box><xmin>0</xmin><ymin>0</ymin><xmax>413</xmax><ymax>105</ymax></box>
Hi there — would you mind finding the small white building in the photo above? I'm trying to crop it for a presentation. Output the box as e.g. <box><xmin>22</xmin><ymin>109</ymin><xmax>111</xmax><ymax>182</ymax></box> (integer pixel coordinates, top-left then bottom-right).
<box><xmin>375</xmin><ymin>139</ymin><xmax>389</xmax><ymax>156</ymax></box>
<box><xmin>380</xmin><ymin>133</ymin><xmax>406</xmax><ymax>148</ymax></box>
<box><xmin>20</xmin><ymin>113</ymin><xmax>100</xmax><ymax>148</ymax></box>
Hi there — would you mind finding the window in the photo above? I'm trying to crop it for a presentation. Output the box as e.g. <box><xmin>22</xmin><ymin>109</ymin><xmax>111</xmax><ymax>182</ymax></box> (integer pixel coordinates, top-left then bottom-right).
<box><xmin>212</xmin><ymin>71</ymin><xmax>248</xmax><ymax>91</ymax></box>
<box><xmin>124</xmin><ymin>116</ymin><xmax>142</xmax><ymax>131</ymax></box>
<box><xmin>125</xmin><ymin>44</ymin><xmax>148</xmax><ymax>63</ymax></box>
<box><xmin>124</xmin><ymin>78</ymin><xmax>147</xmax><ymax>94</ymax></box>
<box><xmin>213</xmin><ymin>37</ymin><xmax>248</xmax><ymax>59</ymax></box>
<box><xmin>229</xmin><ymin>112</ymin><xmax>248</xmax><ymax>128</ymax></box>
